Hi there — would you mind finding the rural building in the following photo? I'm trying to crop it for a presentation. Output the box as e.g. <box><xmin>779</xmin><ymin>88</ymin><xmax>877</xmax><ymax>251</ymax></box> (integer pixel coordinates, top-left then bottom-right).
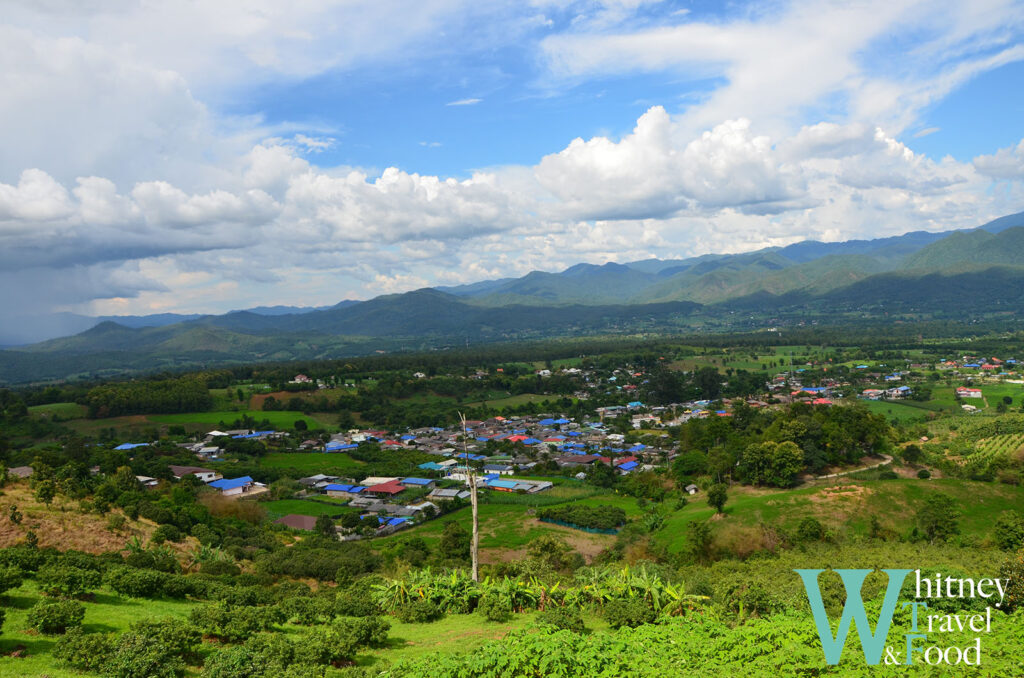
<box><xmin>957</xmin><ymin>387</ymin><xmax>983</xmax><ymax>398</ymax></box>
<box><xmin>325</xmin><ymin>484</ymin><xmax>366</xmax><ymax>498</ymax></box>
<box><xmin>169</xmin><ymin>465</ymin><xmax>222</xmax><ymax>483</ymax></box>
<box><xmin>208</xmin><ymin>476</ymin><xmax>258</xmax><ymax>497</ymax></box>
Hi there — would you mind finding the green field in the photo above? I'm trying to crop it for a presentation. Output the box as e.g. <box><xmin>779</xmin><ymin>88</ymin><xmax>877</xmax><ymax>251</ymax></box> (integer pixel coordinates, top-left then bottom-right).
<box><xmin>148</xmin><ymin>410</ymin><xmax>328</xmax><ymax>430</ymax></box>
<box><xmin>860</xmin><ymin>399</ymin><xmax>934</xmax><ymax>423</ymax></box>
<box><xmin>27</xmin><ymin>402</ymin><xmax>87</xmax><ymax>419</ymax></box>
<box><xmin>259</xmin><ymin>451</ymin><xmax>363</xmax><ymax>475</ymax></box>
<box><xmin>0</xmin><ymin>583</ymin><xmax>197</xmax><ymax>678</ymax></box>
<box><xmin>463</xmin><ymin>393</ymin><xmax>561</xmax><ymax>409</ymax></box>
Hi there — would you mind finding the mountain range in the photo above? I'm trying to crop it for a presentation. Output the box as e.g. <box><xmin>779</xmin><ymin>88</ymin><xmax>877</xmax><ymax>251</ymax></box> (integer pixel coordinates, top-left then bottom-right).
<box><xmin>1</xmin><ymin>210</ymin><xmax>1022</xmax><ymax>384</ymax></box>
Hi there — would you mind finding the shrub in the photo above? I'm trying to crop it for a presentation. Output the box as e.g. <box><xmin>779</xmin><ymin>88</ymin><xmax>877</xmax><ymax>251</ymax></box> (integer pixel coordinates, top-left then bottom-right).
<box><xmin>105</xmin><ymin>627</ymin><xmax>187</xmax><ymax>678</ymax></box>
<box><xmin>395</xmin><ymin>598</ymin><xmax>444</xmax><ymax>624</ymax></box>
<box><xmin>151</xmin><ymin>524</ymin><xmax>184</xmax><ymax>544</ymax></box>
<box><xmin>0</xmin><ymin>565</ymin><xmax>23</xmax><ymax>595</ymax></box>
<box><xmin>477</xmin><ymin>595</ymin><xmax>512</xmax><ymax>623</ymax></box>
<box><xmin>878</xmin><ymin>470</ymin><xmax>899</xmax><ymax>480</ymax></box>
<box><xmin>27</xmin><ymin>598</ymin><xmax>85</xmax><ymax>634</ymax></box>
<box><xmin>294</xmin><ymin>625</ymin><xmax>360</xmax><ymax>666</ymax></box>
<box><xmin>795</xmin><ymin>517</ymin><xmax>825</xmax><ymax>542</ymax></box>
<box><xmin>105</xmin><ymin>566</ymin><xmax>165</xmax><ymax>598</ymax></box>
<box><xmin>279</xmin><ymin>596</ymin><xmax>333</xmax><ymax>625</ymax></box>
<box><xmin>0</xmin><ymin>545</ymin><xmax>48</xmax><ymax>572</ymax></box>
<box><xmin>536</xmin><ymin>606</ymin><xmax>585</xmax><ymax>633</ymax></box>
<box><xmin>603</xmin><ymin>599</ymin><xmax>656</xmax><ymax>629</ymax></box>
<box><xmin>127</xmin><ymin>618</ymin><xmax>202</xmax><ymax>664</ymax></box>
<box><xmin>203</xmin><ymin>646</ymin><xmax>265</xmax><ymax>678</ymax></box>
<box><xmin>336</xmin><ymin>615</ymin><xmax>390</xmax><ymax>648</ymax></box>
<box><xmin>37</xmin><ymin>564</ymin><xmax>102</xmax><ymax>598</ymax></box>
<box><xmin>203</xmin><ymin>637</ymin><xmax>327</xmax><ymax>678</ymax></box>
<box><xmin>335</xmin><ymin>585</ymin><xmax>381</xmax><ymax>617</ymax></box>
<box><xmin>188</xmin><ymin>601</ymin><xmax>283</xmax><ymax>643</ymax></box>
<box><xmin>917</xmin><ymin>469</ymin><xmax>931</xmax><ymax>479</ymax></box>
<box><xmin>202</xmin><ymin>560</ymin><xmax>241</xmax><ymax>576</ymax></box>
<box><xmin>107</xmin><ymin>514</ymin><xmax>127</xmax><ymax>532</ymax></box>
<box><xmin>53</xmin><ymin>628</ymin><xmax>115</xmax><ymax>672</ymax></box>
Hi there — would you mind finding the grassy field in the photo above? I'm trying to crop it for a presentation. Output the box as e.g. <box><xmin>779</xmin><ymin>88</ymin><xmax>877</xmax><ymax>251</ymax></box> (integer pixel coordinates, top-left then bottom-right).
<box><xmin>860</xmin><ymin>399</ymin><xmax>935</xmax><ymax>423</ymax></box>
<box><xmin>0</xmin><ymin>582</ymin><xmax>199</xmax><ymax>678</ymax></box>
<box><xmin>462</xmin><ymin>393</ymin><xmax>560</xmax><ymax>409</ymax></box>
<box><xmin>27</xmin><ymin>402</ymin><xmax>87</xmax><ymax>419</ymax></box>
<box><xmin>651</xmin><ymin>477</ymin><xmax>1024</xmax><ymax>555</ymax></box>
<box><xmin>148</xmin><ymin>410</ymin><xmax>327</xmax><ymax>430</ymax></box>
<box><xmin>259</xmin><ymin>451</ymin><xmax>363</xmax><ymax>475</ymax></box>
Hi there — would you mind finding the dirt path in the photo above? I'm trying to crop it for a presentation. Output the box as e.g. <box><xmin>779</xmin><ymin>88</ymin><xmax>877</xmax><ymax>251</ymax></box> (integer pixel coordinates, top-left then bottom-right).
<box><xmin>813</xmin><ymin>454</ymin><xmax>893</xmax><ymax>480</ymax></box>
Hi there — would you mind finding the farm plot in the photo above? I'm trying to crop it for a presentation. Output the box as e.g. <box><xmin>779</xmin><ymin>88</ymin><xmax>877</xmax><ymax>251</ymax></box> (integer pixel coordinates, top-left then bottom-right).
<box><xmin>969</xmin><ymin>433</ymin><xmax>1024</xmax><ymax>462</ymax></box>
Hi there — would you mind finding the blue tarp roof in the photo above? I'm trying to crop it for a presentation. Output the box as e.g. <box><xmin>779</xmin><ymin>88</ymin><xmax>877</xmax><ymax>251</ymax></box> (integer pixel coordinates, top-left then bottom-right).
<box><xmin>627</xmin><ymin>401</ymin><xmax>643</xmax><ymax>407</ymax></box>
<box><xmin>386</xmin><ymin>517</ymin><xmax>409</xmax><ymax>526</ymax></box>
<box><xmin>487</xmin><ymin>479</ymin><xmax>519</xmax><ymax>490</ymax></box>
<box><xmin>476</xmin><ymin>437</ymin><xmax>490</xmax><ymax>442</ymax></box>
<box><xmin>554</xmin><ymin>418</ymin><xmax>570</xmax><ymax>424</ymax></box>
<box><xmin>619</xmin><ymin>461</ymin><xmax>639</xmax><ymax>471</ymax></box>
<box><xmin>401</xmin><ymin>477</ymin><xmax>433</xmax><ymax>486</ymax></box>
<box><xmin>629</xmin><ymin>443</ymin><xmax>646</xmax><ymax>451</ymax></box>
<box><xmin>209</xmin><ymin>476</ymin><xmax>253</xmax><ymax>490</ymax></box>
<box><xmin>114</xmin><ymin>443</ymin><xmax>148</xmax><ymax>450</ymax></box>
<box><xmin>538</xmin><ymin>418</ymin><xmax>556</xmax><ymax>425</ymax></box>
<box><xmin>400</xmin><ymin>435</ymin><xmax>416</xmax><ymax>440</ymax></box>
<box><xmin>567</xmin><ymin>431</ymin><xmax>582</xmax><ymax>436</ymax></box>
<box><xmin>418</xmin><ymin>462</ymin><xmax>444</xmax><ymax>471</ymax></box>
<box><xmin>522</xmin><ymin>438</ymin><xmax>541</xmax><ymax>445</ymax></box>
<box><xmin>326</xmin><ymin>442</ymin><xmax>358</xmax><ymax>451</ymax></box>
<box><xmin>325</xmin><ymin>484</ymin><xmax>353</xmax><ymax>492</ymax></box>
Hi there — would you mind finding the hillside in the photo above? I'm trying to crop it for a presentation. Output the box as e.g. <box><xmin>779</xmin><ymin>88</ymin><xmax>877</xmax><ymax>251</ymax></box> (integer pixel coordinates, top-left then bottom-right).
<box><xmin>4</xmin><ymin>213</ymin><xmax>1024</xmax><ymax>383</ymax></box>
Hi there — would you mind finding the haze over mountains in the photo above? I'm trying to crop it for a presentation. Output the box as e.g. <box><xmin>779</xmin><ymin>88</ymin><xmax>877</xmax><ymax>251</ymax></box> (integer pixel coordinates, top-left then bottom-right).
<box><xmin>1</xmin><ymin>211</ymin><xmax>1022</xmax><ymax>384</ymax></box>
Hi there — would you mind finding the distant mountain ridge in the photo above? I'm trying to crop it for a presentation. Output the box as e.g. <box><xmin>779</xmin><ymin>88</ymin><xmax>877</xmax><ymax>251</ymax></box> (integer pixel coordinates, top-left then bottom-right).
<box><xmin>1</xmin><ymin>210</ymin><xmax>1022</xmax><ymax>383</ymax></box>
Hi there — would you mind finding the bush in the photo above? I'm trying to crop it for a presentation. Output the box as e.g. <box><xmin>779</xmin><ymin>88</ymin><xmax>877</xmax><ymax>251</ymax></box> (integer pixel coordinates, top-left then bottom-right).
<box><xmin>878</xmin><ymin>470</ymin><xmax>899</xmax><ymax>480</ymax></box>
<box><xmin>335</xmin><ymin>584</ymin><xmax>381</xmax><ymax>617</ymax></box>
<box><xmin>105</xmin><ymin>627</ymin><xmax>188</xmax><ymax>678</ymax></box>
<box><xmin>188</xmin><ymin>601</ymin><xmax>283</xmax><ymax>643</ymax></box>
<box><xmin>477</xmin><ymin>594</ymin><xmax>512</xmax><ymax>623</ymax></box>
<box><xmin>107</xmin><ymin>514</ymin><xmax>127</xmax><ymax>532</ymax></box>
<box><xmin>536</xmin><ymin>606</ymin><xmax>585</xmax><ymax>633</ymax></box>
<box><xmin>336</xmin><ymin>615</ymin><xmax>390</xmax><ymax>648</ymax></box>
<box><xmin>603</xmin><ymin>598</ymin><xmax>656</xmax><ymax>629</ymax></box>
<box><xmin>151</xmin><ymin>524</ymin><xmax>184</xmax><ymax>544</ymax></box>
<box><xmin>294</xmin><ymin>625</ymin><xmax>361</xmax><ymax>666</ymax></box>
<box><xmin>279</xmin><ymin>596</ymin><xmax>333</xmax><ymax>625</ymax></box>
<box><xmin>394</xmin><ymin>598</ymin><xmax>444</xmax><ymax>624</ymax></box>
<box><xmin>203</xmin><ymin>646</ymin><xmax>267</xmax><ymax>678</ymax></box>
<box><xmin>27</xmin><ymin>598</ymin><xmax>85</xmax><ymax>634</ymax></box>
<box><xmin>917</xmin><ymin>469</ymin><xmax>932</xmax><ymax>479</ymax></box>
<box><xmin>202</xmin><ymin>560</ymin><xmax>241</xmax><ymax>576</ymax></box>
<box><xmin>203</xmin><ymin>636</ymin><xmax>327</xmax><ymax>678</ymax></box>
<box><xmin>537</xmin><ymin>505</ymin><xmax>626</xmax><ymax>530</ymax></box>
<box><xmin>0</xmin><ymin>565</ymin><xmax>23</xmax><ymax>595</ymax></box>
<box><xmin>796</xmin><ymin>517</ymin><xmax>825</xmax><ymax>542</ymax></box>
<box><xmin>37</xmin><ymin>564</ymin><xmax>102</xmax><ymax>598</ymax></box>
<box><xmin>53</xmin><ymin>628</ymin><xmax>115</xmax><ymax>672</ymax></box>
<box><xmin>105</xmin><ymin>566</ymin><xmax>166</xmax><ymax>598</ymax></box>
<box><xmin>127</xmin><ymin>618</ymin><xmax>202</xmax><ymax>664</ymax></box>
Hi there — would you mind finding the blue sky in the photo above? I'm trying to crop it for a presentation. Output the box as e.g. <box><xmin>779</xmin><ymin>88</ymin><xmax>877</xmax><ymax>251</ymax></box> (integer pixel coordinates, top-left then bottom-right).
<box><xmin>1</xmin><ymin>0</ymin><xmax>1023</xmax><ymax>321</ymax></box>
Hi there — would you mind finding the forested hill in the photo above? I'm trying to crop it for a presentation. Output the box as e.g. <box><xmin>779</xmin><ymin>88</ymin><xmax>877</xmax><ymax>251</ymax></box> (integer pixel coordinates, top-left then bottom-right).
<box><xmin>2</xmin><ymin>213</ymin><xmax>1024</xmax><ymax>384</ymax></box>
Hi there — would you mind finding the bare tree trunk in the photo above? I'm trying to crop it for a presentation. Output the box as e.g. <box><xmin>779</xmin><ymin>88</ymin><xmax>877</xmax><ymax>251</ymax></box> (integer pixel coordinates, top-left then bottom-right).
<box><xmin>459</xmin><ymin>412</ymin><xmax>480</xmax><ymax>582</ymax></box>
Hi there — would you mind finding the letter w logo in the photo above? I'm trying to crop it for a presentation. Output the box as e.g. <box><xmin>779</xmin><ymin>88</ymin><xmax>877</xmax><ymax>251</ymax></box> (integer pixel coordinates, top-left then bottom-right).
<box><xmin>794</xmin><ymin>569</ymin><xmax>911</xmax><ymax>665</ymax></box>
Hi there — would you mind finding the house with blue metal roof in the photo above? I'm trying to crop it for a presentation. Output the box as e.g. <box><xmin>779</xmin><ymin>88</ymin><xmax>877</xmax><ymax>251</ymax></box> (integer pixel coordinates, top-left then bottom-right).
<box><xmin>114</xmin><ymin>443</ymin><xmax>149</xmax><ymax>451</ymax></box>
<box><xmin>400</xmin><ymin>477</ymin><xmax>435</xmax><ymax>488</ymax></box>
<box><xmin>208</xmin><ymin>476</ymin><xmax>257</xmax><ymax>496</ymax></box>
